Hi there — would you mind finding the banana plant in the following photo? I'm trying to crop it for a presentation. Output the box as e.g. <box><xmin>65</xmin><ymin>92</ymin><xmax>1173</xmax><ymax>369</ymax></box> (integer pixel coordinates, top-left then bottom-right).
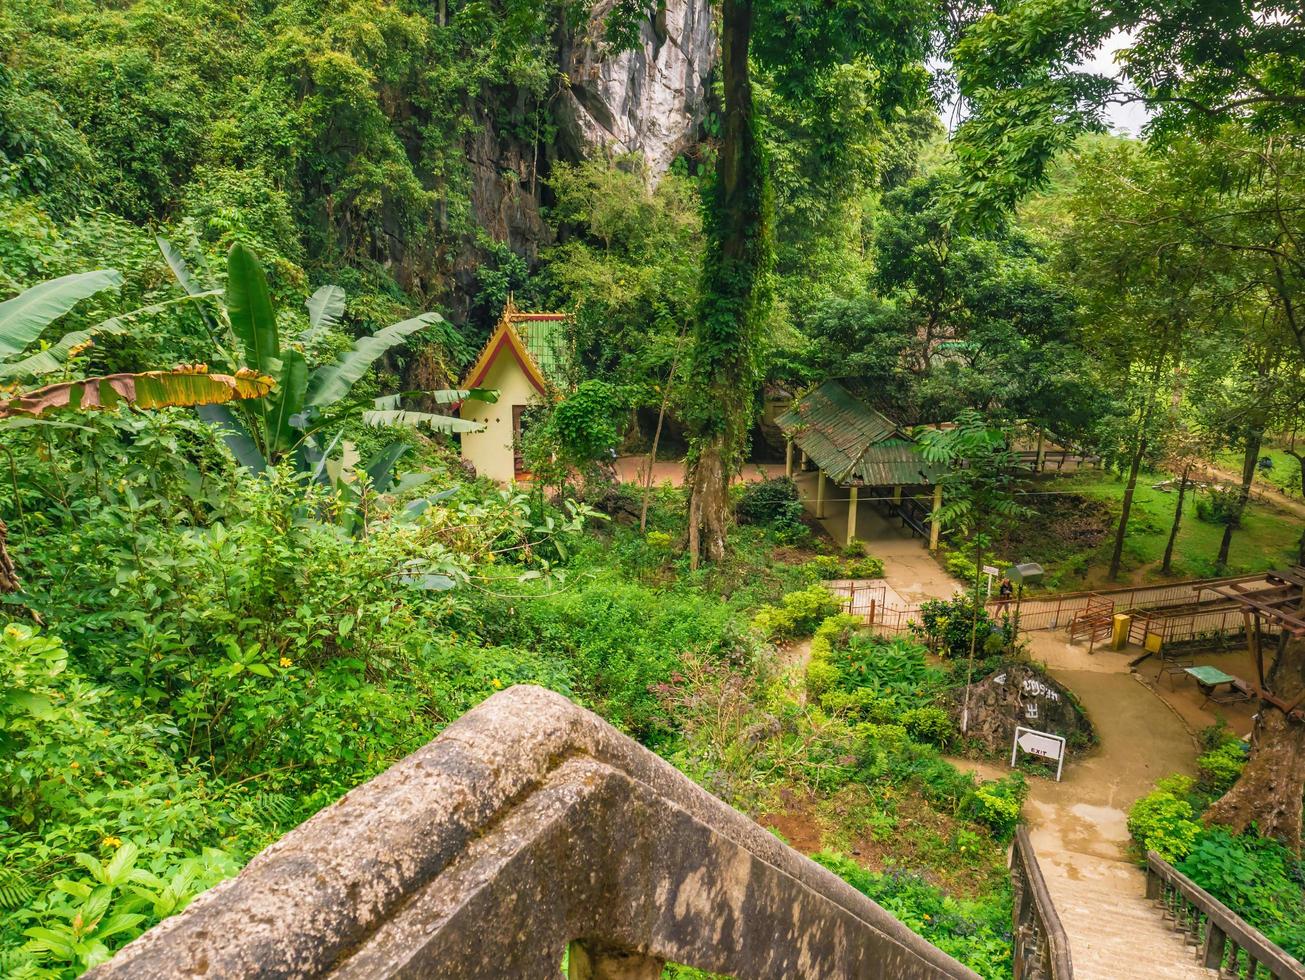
<box><xmin>0</xmin><ymin>271</ymin><xmax>271</xmax><ymax>424</ymax></box>
<box><xmin>162</xmin><ymin>240</ymin><xmax>494</xmax><ymax>475</ymax></box>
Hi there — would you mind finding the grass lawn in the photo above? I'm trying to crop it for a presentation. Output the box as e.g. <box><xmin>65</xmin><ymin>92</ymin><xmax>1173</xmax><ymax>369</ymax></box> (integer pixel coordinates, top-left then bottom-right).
<box><xmin>1010</xmin><ymin>469</ymin><xmax>1300</xmax><ymax>591</ymax></box>
<box><xmin>1213</xmin><ymin>447</ymin><xmax>1303</xmax><ymax>499</ymax></box>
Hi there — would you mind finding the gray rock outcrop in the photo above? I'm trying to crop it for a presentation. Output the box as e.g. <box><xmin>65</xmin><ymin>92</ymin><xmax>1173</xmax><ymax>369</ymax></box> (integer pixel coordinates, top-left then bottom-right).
<box><xmin>557</xmin><ymin>0</ymin><xmax>715</xmax><ymax>177</ymax></box>
<box><xmin>951</xmin><ymin>662</ymin><xmax>1095</xmax><ymax>759</ymax></box>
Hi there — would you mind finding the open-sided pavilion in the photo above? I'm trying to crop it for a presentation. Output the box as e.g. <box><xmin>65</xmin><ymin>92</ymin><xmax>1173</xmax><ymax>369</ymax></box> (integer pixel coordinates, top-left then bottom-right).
<box><xmin>777</xmin><ymin>380</ymin><xmax>945</xmax><ymax>549</ymax></box>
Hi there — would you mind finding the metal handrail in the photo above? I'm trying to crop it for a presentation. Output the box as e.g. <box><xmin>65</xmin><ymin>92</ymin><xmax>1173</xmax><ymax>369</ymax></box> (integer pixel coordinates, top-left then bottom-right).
<box><xmin>1146</xmin><ymin>851</ymin><xmax>1305</xmax><ymax>979</ymax></box>
<box><xmin>1010</xmin><ymin>826</ymin><xmax>1074</xmax><ymax>980</ymax></box>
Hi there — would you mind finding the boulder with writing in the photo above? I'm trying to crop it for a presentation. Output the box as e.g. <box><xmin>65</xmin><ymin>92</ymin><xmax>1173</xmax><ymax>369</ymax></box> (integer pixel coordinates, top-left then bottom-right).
<box><xmin>949</xmin><ymin>662</ymin><xmax>1094</xmax><ymax>757</ymax></box>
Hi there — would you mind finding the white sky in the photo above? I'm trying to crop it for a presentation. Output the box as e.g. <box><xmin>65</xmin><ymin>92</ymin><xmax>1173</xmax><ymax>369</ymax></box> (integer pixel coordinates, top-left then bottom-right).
<box><xmin>1083</xmin><ymin>30</ymin><xmax>1151</xmax><ymax>136</ymax></box>
<box><xmin>939</xmin><ymin>30</ymin><xmax>1153</xmax><ymax>137</ymax></box>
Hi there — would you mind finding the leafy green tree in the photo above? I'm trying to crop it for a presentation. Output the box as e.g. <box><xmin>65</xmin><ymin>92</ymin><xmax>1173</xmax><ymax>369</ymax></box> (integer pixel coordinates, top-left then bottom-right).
<box><xmin>918</xmin><ymin>411</ymin><xmax>1028</xmax><ymax>732</ymax></box>
<box><xmin>819</xmin><ymin>171</ymin><xmax>1108</xmax><ymax>438</ymax></box>
<box><xmin>655</xmin><ymin>0</ymin><xmax>937</xmax><ymax>566</ymax></box>
<box><xmin>157</xmin><ymin>241</ymin><xmax>489</xmax><ymax>479</ymax></box>
<box><xmin>540</xmin><ymin>154</ymin><xmax>702</xmax><ymax>419</ymax></box>
<box><xmin>950</xmin><ymin>0</ymin><xmax>1305</xmax><ymax>213</ymax></box>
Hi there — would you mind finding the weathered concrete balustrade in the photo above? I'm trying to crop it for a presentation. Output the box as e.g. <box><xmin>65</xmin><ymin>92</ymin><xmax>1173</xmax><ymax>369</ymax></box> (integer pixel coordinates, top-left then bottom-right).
<box><xmin>88</xmin><ymin>686</ymin><xmax>977</xmax><ymax>979</ymax></box>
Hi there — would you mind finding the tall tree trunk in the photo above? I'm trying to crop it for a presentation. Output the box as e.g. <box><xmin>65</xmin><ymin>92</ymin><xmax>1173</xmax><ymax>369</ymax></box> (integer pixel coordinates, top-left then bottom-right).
<box><xmin>1205</xmin><ymin>633</ymin><xmax>1305</xmax><ymax>853</ymax></box>
<box><xmin>1160</xmin><ymin>468</ymin><xmax>1189</xmax><ymax>575</ymax></box>
<box><xmin>0</xmin><ymin>519</ymin><xmax>18</xmax><ymax>593</ymax></box>
<box><xmin>684</xmin><ymin>0</ymin><xmax>769</xmax><ymax>568</ymax></box>
<box><xmin>1216</xmin><ymin>427</ymin><xmax>1263</xmax><ymax>568</ymax></box>
<box><xmin>1108</xmin><ymin>434</ymin><xmax>1147</xmax><ymax>580</ymax></box>
<box><xmin>640</xmin><ymin>335</ymin><xmax>683</xmax><ymax>532</ymax></box>
<box><xmin>1282</xmin><ymin>447</ymin><xmax>1304</xmax><ymax>565</ymax></box>
<box><xmin>1108</xmin><ymin>359</ymin><xmax>1166</xmax><ymax>581</ymax></box>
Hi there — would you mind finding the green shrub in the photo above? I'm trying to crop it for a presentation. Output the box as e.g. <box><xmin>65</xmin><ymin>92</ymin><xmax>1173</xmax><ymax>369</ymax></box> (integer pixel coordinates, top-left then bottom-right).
<box><xmin>1127</xmin><ymin>788</ymin><xmax>1202</xmax><ymax>862</ymax></box>
<box><xmin>844</xmin><ymin>555</ymin><xmax>886</xmax><ymax>578</ymax></box>
<box><xmin>964</xmin><ymin>775</ymin><xmax>1027</xmax><ymax>840</ymax></box>
<box><xmin>752</xmin><ymin>584</ymin><xmax>844</xmax><ymax>640</ymax></box>
<box><xmin>858</xmin><ymin>722</ymin><xmax>910</xmax><ymax>745</ymax></box>
<box><xmin>829</xmin><ymin>633</ymin><xmax>945</xmax><ymax>701</ymax></box>
<box><xmin>914</xmin><ymin>595</ymin><xmax>1010</xmax><ymax>659</ymax></box>
<box><xmin>805</xmin><ymin>658</ymin><xmax>840</xmax><ymax>699</ymax></box>
<box><xmin>813</xmin><ymin>852</ymin><xmax>1013</xmax><ymax>979</ymax></box>
<box><xmin>942</xmin><ymin>552</ymin><xmax>1009</xmax><ymax>586</ymax></box>
<box><xmin>821</xmin><ymin>686</ymin><xmax>897</xmax><ymax>724</ymax></box>
<box><xmin>749</xmin><ymin>604</ymin><xmax>791</xmax><ymax>639</ymax></box>
<box><xmin>735</xmin><ymin>478</ymin><xmax>805</xmax><ymax>539</ymax></box>
<box><xmin>1196</xmin><ymin>739</ymin><xmax>1246</xmax><ymax>795</ymax></box>
<box><xmin>1178</xmin><ymin>828</ymin><xmax>1305</xmax><ymax>961</ymax></box>
<box><xmin>805</xmin><ymin>613</ymin><xmax>862</xmax><ymax>697</ymax></box>
<box><xmin>1195</xmin><ymin>486</ymin><xmax>1243</xmax><ymax>526</ymax></box>
<box><xmin>804</xmin><ymin>554</ymin><xmax>886</xmax><ymax>580</ymax></box>
<box><xmin>901</xmin><ymin>706</ymin><xmax>956</xmax><ymax>747</ymax></box>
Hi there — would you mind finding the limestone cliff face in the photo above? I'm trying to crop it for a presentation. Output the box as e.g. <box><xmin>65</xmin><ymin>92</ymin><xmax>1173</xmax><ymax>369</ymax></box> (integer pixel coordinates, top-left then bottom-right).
<box><xmin>461</xmin><ymin>0</ymin><xmax>714</xmax><ymax>273</ymax></box>
<box><xmin>556</xmin><ymin>0</ymin><xmax>715</xmax><ymax>177</ymax></box>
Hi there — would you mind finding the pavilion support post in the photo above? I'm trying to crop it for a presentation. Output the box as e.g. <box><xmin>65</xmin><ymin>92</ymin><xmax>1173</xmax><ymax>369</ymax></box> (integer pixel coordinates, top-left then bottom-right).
<box><xmin>785</xmin><ymin>439</ymin><xmax>794</xmax><ymax>478</ymax></box>
<box><xmin>892</xmin><ymin>485</ymin><xmax>902</xmax><ymax>506</ymax></box>
<box><xmin>928</xmin><ymin>484</ymin><xmax>942</xmax><ymax>551</ymax></box>
<box><xmin>816</xmin><ymin>469</ymin><xmax>826</xmax><ymax>519</ymax></box>
<box><xmin>1035</xmin><ymin>429</ymin><xmax>1046</xmax><ymax>473</ymax></box>
<box><xmin>846</xmin><ymin>486</ymin><xmax>858</xmax><ymax>545</ymax></box>
<box><xmin>799</xmin><ymin>450</ymin><xmax>807</xmax><ymax>472</ymax></box>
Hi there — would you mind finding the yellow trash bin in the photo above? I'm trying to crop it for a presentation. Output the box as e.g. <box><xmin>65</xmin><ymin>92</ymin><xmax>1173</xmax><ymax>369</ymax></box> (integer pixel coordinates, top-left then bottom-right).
<box><xmin>1111</xmin><ymin>613</ymin><xmax>1131</xmax><ymax>651</ymax></box>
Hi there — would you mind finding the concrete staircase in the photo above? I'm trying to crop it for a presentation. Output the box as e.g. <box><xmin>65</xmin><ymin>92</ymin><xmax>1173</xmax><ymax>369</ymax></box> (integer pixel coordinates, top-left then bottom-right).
<box><xmin>1040</xmin><ymin>851</ymin><xmax>1217</xmax><ymax>979</ymax></box>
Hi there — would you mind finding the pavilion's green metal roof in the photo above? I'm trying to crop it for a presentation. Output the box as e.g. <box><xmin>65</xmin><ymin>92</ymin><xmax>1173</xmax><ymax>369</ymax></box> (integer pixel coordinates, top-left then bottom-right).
<box><xmin>777</xmin><ymin>381</ymin><xmax>942</xmax><ymax>486</ymax></box>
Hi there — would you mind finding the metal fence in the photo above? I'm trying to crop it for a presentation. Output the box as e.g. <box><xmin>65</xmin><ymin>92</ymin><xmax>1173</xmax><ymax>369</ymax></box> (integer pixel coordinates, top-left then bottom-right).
<box><xmin>825</xmin><ymin>573</ymin><xmax>1273</xmax><ymax>642</ymax></box>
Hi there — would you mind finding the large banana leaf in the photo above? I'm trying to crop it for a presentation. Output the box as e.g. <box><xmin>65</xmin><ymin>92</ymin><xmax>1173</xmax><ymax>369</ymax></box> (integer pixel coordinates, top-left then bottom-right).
<box><xmin>157</xmin><ymin>236</ymin><xmax>229</xmax><ymax>353</ymax></box>
<box><xmin>0</xmin><ymin>367</ymin><xmax>274</xmax><ymax>418</ymax></box>
<box><xmin>0</xmin><ymin>324</ymin><xmax>128</xmax><ymax>381</ymax></box>
<box><xmin>364</xmin><ymin>442</ymin><xmax>410</xmax><ymax>494</ymax></box>
<box><xmin>0</xmin><ymin>291</ymin><xmax>223</xmax><ymax>381</ymax></box>
<box><xmin>0</xmin><ymin>270</ymin><xmax>124</xmax><ymax>360</ymax></box>
<box><xmin>305</xmin><ymin>286</ymin><xmax>346</xmax><ymax>332</ymax></box>
<box><xmin>362</xmin><ymin>408</ymin><xmax>484</xmax><ymax>433</ymax></box>
<box><xmin>265</xmin><ymin>350</ymin><xmax>308</xmax><ymax>453</ymax></box>
<box><xmin>156</xmin><ymin>237</ymin><xmax>208</xmax><ymax>299</ymax></box>
<box><xmin>200</xmin><ymin>405</ymin><xmax>268</xmax><ymax>474</ymax></box>
<box><xmin>225</xmin><ymin>244</ymin><xmax>280</xmax><ymax>375</ymax></box>
<box><xmin>305</xmin><ymin>313</ymin><xmax>439</xmax><ymax>409</ymax></box>
<box><xmin>378</xmin><ymin>387</ymin><xmax>499</xmax><ymax>406</ymax></box>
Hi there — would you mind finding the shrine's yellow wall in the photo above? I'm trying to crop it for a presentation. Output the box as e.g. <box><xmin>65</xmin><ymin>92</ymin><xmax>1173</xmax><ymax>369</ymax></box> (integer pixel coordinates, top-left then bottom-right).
<box><xmin>459</xmin><ymin>352</ymin><xmax>544</xmax><ymax>484</ymax></box>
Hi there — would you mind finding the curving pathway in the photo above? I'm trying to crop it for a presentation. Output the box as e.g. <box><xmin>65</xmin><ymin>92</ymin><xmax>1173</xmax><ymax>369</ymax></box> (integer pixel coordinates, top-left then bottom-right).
<box><xmin>1017</xmin><ymin>634</ymin><xmax>1215</xmax><ymax>978</ymax></box>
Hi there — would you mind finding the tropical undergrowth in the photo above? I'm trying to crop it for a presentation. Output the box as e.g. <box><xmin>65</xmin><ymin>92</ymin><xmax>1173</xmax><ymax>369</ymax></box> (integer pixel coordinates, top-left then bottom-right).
<box><xmin>3</xmin><ymin>414</ymin><xmax>1018</xmax><ymax>976</ymax></box>
<box><xmin>1126</xmin><ymin>725</ymin><xmax>1305</xmax><ymax>960</ymax></box>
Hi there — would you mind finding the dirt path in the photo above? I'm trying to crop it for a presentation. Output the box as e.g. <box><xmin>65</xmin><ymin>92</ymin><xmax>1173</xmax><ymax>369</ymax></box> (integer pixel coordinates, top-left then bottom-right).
<box><xmin>1192</xmin><ymin>462</ymin><xmax>1305</xmax><ymax>521</ymax></box>
<box><xmin>614</xmin><ymin>456</ymin><xmax>786</xmax><ymax>487</ymax></box>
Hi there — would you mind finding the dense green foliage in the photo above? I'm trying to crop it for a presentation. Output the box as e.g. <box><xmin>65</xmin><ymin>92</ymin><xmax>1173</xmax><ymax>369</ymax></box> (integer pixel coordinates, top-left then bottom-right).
<box><xmin>3</xmin><ymin>0</ymin><xmax>1303</xmax><ymax>974</ymax></box>
<box><xmin>815</xmin><ymin>853</ymin><xmax>1013</xmax><ymax>978</ymax></box>
<box><xmin>1129</xmin><ymin>728</ymin><xmax>1305</xmax><ymax>961</ymax></box>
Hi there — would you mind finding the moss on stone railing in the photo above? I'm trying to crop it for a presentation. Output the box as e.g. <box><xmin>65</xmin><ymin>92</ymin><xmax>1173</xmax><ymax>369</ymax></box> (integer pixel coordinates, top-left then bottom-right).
<box><xmin>87</xmin><ymin>686</ymin><xmax>979</xmax><ymax>979</ymax></box>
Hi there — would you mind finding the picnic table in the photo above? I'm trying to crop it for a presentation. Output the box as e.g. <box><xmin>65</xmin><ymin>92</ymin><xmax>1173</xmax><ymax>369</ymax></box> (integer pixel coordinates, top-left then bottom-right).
<box><xmin>1183</xmin><ymin>666</ymin><xmax>1253</xmax><ymax>708</ymax></box>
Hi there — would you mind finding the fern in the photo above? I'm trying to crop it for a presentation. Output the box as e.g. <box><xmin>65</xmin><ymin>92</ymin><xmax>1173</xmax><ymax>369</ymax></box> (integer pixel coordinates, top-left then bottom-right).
<box><xmin>0</xmin><ymin>866</ymin><xmax>33</xmax><ymax>911</ymax></box>
<box><xmin>252</xmin><ymin>792</ymin><xmax>296</xmax><ymax>827</ymax></box>
<box><xmin>0</xmin><ymin>946</ymin><xmax>55</xmax><ymax>979</ymax></box>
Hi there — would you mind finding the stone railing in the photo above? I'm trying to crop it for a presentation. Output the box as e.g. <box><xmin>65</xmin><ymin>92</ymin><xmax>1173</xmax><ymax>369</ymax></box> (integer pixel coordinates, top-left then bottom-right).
<box><xmin>88</xmin><ymin>685</ymin><xmax>979</xmax><ymax>979</ymax></box>
<box><xmin>1146</xmin><ymin>851</ymin><xmax>1305</xmax><ymax>979</ymax></box>
<box><xmin>1010</xmin><ymin>826</ymin><xmax>1074</xmax><ymax>980</ymax></box>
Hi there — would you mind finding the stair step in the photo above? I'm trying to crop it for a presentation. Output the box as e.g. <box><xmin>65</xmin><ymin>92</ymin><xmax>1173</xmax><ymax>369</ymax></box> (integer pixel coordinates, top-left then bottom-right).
<box><xmin>1031</xmin><ymin>852</ymin><xmax>1220</xmax><ymax>979</ymax></box>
